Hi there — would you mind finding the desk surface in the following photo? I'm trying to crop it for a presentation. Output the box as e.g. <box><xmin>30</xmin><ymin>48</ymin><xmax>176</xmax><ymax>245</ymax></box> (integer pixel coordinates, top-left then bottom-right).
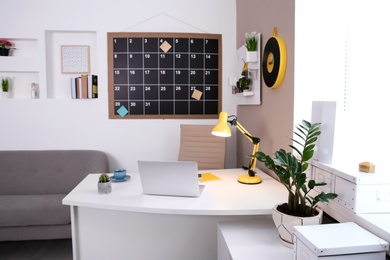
<box><xmin>63</xmin><ymin>168</ymin><xmax>288</xmax><ymax>216</ymax></box>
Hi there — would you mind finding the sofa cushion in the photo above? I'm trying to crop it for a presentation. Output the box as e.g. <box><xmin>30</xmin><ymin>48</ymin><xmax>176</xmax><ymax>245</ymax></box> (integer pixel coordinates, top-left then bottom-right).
<box><xmin>0</xmin><ymin>194</ymin><xmax>70</xmax><ymax>227</ymax></box>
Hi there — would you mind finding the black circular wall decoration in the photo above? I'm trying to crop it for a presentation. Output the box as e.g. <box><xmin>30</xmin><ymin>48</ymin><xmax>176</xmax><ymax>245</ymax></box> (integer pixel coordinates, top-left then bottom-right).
<box><xmin>262</xmin><ymin>27</ymin><xmax>287</xmax><ymax>89</ymax></box>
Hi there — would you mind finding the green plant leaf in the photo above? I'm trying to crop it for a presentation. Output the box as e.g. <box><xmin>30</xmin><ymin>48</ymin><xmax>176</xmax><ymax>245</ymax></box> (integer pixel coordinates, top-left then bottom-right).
<box><xmin>301</xmin><ymin>120</ymin><xmax>311</xmax><ymax>128</ymax></box>
<box><xmin>301</xmin><ymin>162</ymin><xmax>309</xmax><ymax>172</ymax></box>
<box><xmin>294</xmin><ymin>129</ymin><xmax>306</xmax><ymax>141</ymax></box>
<box><xmin>302</xmin><ymin>181</ymin><xmax>308</xmax><ymax>190</ymax></box>
<box><xmin>307</xmin><ymin>129</ymin><xmax>321</xmax><ymax>138</ymax></box>
<box><xmin>313</xmin><ymin>182</ymin><xmax>327</xmax><ymax>186</ymax></box>
<box><xmin>295</xmin><ymin>173</ymin><xmax>306</xmax><ymax>187</ymax></box>
<box><xmin>289</xmin><ymin>145</ymin><xmax>303</xmax><ymax>158</ymax></box>
<box><xmin>301</xmin><ymin>150</ymin><xmax>314</xmax><ymax>161</ymax></box>
<box><xmin>306</xmin><ymin>136</ymin><xmax>318</xmax><ymax>146</ymax></box>
<box><xmin>308</xmin><ymin>180</ymin><xmax>316</xmax><ymax>189</ymax></box>
<box><xmin>305</xmin><ymin>144</ymin><xmax>316</xmax><ymax>152</ymax></box>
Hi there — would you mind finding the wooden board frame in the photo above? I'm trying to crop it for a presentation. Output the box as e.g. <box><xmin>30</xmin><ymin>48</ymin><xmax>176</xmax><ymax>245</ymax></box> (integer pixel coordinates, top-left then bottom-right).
<box><xmin>107</xmin><ymin>32</ymin><xmax>222</xmax><ymax>119</ymax></box>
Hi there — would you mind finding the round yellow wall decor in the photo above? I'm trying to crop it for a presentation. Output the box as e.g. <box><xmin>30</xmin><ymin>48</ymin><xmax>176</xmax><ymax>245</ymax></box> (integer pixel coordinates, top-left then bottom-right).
<box><xmin>262</xmin><ymin>27</ymin><xmax>287</xmax><ymax>89</ymax></box>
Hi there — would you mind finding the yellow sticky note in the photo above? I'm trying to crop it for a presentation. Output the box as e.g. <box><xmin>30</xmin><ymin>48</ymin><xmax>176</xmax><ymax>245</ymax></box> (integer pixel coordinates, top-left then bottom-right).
<box><xmin>191</xmin><ymin>89</ymin><xmax>203</xmax><ymax>100</ymax></box>
<box><xmin>200</xmin><ymin>172</ymin><xmax>220</xmax><ymax>182</ymax></box>
<box><xmin>160</xmin><ymin>41</ymin><xmax>172</xmax><ymax>53</ymax></box>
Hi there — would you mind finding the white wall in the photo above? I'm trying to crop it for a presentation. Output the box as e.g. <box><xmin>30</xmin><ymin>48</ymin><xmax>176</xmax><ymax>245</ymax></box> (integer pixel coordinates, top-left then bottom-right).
<box><xmin>0</xmin><ymin>0</ymin><xmax>237</xmax><ymax>172</ymax></box>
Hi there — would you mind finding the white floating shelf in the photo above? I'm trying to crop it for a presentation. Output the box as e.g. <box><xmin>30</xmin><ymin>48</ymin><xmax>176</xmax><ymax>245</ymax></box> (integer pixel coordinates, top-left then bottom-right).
<box><xmin>234</xmin><ymin>32</ymin><xmax>261</xmax><ymax>105</ymax></box>
<box><xmin>237</xmin><ymin>91</ymin><xmax>254</xmax><ymax>97</ymax></box>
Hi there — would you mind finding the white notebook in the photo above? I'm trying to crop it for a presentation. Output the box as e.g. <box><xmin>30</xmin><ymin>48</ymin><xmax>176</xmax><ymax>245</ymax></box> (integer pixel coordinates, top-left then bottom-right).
<box><xmin>137</xmin><ymin>160</ymin><xmax>202</xmax><ymax>197</ymax></box>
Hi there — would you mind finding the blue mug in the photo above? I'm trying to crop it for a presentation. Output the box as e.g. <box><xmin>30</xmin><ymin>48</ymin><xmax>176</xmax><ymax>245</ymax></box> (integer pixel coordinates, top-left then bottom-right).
<box><xmin>114</xmin><ymin>169</ymin><xmax>126</xmax><ymax>180</ymax></box>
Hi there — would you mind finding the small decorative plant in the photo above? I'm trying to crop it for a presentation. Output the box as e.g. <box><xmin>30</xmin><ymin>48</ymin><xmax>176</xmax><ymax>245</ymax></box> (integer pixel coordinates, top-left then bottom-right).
<box><xmin>98</xmin><ymin>173</ymin><xmax>111</xmax><ymax>194</ymax></box>
<box><xmin>0</xmin><ymin>39</ymin><xmax>12</xmax><ymax>49</ymax></box>
<box><xmin>2</xmin><ymin>77</ymin><xmax>9</xmax><ymax>92</ymax></box>
<box><xmin>236</xmin><ymin>62</ymin><xmax>252</xmax><ymax>92</ymax></box>
<box><xmin>244</xmin><ymin>31</ymin><xmax>258</xmax><ymax>51</ymax></box>
<box><xmin>253</xmin><ymin>120</ymin><xmax>338</xmax><ymax>217</ymax></box>
<box><xmin>98</xmin><ymin>173</ymin><xmax>110</xmax><ymax>183</ymax></box>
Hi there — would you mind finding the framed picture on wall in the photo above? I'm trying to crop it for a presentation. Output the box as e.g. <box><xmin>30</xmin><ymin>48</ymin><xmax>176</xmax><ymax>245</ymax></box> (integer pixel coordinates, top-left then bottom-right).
<box><xmin>61</xmin><ymin>45</ymin><xmax>90</xmax><ymax>74</ymax></box>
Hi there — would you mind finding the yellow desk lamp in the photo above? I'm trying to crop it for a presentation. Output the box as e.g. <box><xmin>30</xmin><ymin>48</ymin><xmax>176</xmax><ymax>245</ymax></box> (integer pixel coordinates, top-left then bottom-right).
<box><xmin>212</xmin><ymin>111</ymin><xmax>262</xmax><ymax>184</ymax></box>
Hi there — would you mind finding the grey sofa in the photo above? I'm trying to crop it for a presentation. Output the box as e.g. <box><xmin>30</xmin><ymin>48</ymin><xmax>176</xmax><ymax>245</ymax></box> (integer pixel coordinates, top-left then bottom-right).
<box><xmin>0</xmin><ymin>150</ymin><xmax>109</xmax><ymax>241</ymax></box>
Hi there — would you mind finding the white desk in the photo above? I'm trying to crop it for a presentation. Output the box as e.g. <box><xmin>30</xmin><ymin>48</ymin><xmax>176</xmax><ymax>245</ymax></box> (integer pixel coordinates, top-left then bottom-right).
<box><xmin>63</xmin><ymin>168</ymin><xmax>287</xmax><ymax>260</ymax></box>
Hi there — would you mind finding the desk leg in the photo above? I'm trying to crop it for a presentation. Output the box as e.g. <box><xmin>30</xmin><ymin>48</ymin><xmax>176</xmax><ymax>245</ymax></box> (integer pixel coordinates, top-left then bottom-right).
<box><xmin>70</xmin><ymin>206</ymin><xmax>79</xmax><ymax>260</ymax></box>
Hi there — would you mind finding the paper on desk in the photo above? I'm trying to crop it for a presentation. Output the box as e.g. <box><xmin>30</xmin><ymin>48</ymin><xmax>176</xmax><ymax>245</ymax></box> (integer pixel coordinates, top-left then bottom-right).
<box><xmin>200</xmin><ymin>172</ymin><xmax>220</xmax><ymax>182</ymax></box>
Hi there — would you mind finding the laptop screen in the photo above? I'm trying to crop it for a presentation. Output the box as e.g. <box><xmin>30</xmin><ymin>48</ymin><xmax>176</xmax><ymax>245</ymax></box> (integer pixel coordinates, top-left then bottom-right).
<box><xmin>137</xmin><ymin>160</ymin><xmax>202</xmax><ymax>197</ymax></box>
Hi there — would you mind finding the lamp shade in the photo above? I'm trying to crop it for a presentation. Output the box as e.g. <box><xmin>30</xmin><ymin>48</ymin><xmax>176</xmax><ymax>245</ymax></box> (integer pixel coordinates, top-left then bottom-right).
<box><xmin>212</xmin><ymin>111</ymin><xmax>231</xmax><ymax>137</ymax></box>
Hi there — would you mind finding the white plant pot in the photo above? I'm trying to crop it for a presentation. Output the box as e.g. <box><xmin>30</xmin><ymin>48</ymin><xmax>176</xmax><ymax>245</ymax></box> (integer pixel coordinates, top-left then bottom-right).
<box><xmin>245</xmin><ymin>51</ymin><xmax>258</xmax><ymax>62</ymax></box>
<box><xmin>272</xmin><ymin>203</ymin><xmax>323</xmax><ymax>248</ymax></box>
<box><xmin>97</xmin><ymin>182</ymin><xmax>112</xmax><ymax>194</ymax></box>
<box><xmin>2</xmin><ymin>92</ymin><xmax>10</xmax><ymax>99</ymax></box>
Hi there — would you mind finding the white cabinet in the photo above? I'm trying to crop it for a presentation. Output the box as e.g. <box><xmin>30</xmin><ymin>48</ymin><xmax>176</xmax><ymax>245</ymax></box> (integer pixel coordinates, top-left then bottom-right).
<box><xmin>311</xmin><ymin>160</ymin><xmax>390</xmax><ymax>214</ymax></box>
<box><xmin>218</xmin><ymin>216</ymin><xmax>293</xmax><ymax>260</ymax></box>
<box><xmin>293</xmin><ymin>222</ymin><xmax>389</xmax><ymax>260</ymax></box>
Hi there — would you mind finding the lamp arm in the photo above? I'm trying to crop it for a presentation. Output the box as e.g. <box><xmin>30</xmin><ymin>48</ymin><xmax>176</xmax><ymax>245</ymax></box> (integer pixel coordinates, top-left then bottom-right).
<box><xmin>235</xmin><ymin>121</ymin><xmax>260</xmax><ymax>177</ymax></box>
<box><xmin>235</xmin><ymin>121</ymin><xmax>260</xmax><ymax>144</ymax></box>
<box><xmin>248</xmin><ymin>142</ymin><xmax>260</xmax><ymax>176</ymax></box>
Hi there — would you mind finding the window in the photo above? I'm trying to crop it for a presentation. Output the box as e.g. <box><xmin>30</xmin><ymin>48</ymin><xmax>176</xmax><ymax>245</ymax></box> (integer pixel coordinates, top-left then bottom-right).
<box><xmin>296</xmin><ymin>0</ymin><xmax>389</xmax><ymax>172</ymax></box>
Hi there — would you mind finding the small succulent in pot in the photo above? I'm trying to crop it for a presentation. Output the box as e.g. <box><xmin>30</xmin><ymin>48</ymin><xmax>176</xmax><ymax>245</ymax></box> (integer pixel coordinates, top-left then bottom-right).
<box><xmin>99</xmin><ymin>173</ymin><xmax>110</xmax><ymax>183</ymax></box>
<box><xmin>2</xmin><ymin>77</ymin><xmax>9</xmax><ymax>92</ymax></box>
<box><xmin>98</xmin><ymin>173</ymin><xmax>111</xmax><ymax>194</ymax></box>
<box><xmin>236</xmin><ymin>62</ymin><xmax>252</xmax><ymax>92</ymax></box>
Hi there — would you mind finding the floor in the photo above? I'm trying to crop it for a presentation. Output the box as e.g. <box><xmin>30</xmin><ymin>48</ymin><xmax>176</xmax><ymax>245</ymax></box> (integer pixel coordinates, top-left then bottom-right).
<box><xmin>0</xmin><ymin>239</ymin><xmax>73</xmax><ymax>260</ymax></box>
<box><xmin>0</xmin><ymin>229</ymin><xmax>388</xmax><ymax>260</ymax></box>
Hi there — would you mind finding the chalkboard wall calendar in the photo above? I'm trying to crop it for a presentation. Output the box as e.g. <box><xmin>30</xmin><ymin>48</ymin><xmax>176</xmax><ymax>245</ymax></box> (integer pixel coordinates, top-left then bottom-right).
<box><xmin>107</xmin><ymin>32</ymin><xmax>222</xmax><ymax>119</ymax></box>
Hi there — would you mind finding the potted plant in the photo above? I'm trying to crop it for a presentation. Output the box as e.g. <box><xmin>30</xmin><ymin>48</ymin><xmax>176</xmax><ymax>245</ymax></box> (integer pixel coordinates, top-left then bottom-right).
<box><xmin>236</xmin><ymin>62</ymin><xmax>252</xmax><ymax>92</ymax></box>
<box><xmin>2</xmin><ymin>77</ymin><xmax>10</xmax><ymax>98</ymax></box>
<box><xmin>253</xmin><ymin>120</ymin><xmax>338</xmax><ymax>247</ymax></box>
<box><xmin>244</xmin><ymin>31</ymin><xmax>258</xmax><ymax>62</ymax></box>
<box><xmin>97</xmin><ymin>173</ymin><xmax>112</xmax><ymax>194</ymax></box>
<box><xmin>0</xmin><ymin>39</ymin><xmax>13</xmax><ymax>56</ymax></box>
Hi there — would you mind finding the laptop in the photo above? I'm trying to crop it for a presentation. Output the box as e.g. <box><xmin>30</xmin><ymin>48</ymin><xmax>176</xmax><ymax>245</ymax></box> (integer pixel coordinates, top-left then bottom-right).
<box><xmin>137</xmin><ymin>160</ymin><xmax>202</xmax><ymax>197</ymax></box>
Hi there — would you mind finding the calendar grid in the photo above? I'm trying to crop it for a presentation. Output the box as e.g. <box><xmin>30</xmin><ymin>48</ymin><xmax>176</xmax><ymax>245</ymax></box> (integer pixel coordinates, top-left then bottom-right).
<box><xmin>108</xmin><ymin>33</ymin><xmax>221</xmax><ymax>119</ymax></box>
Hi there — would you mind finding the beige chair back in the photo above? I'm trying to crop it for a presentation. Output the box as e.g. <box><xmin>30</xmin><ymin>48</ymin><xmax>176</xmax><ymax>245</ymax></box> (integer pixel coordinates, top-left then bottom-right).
<box><xmin>178</xmin><ymin>124</ymin><xmax>226</xmax><ymax>170</ymax></box>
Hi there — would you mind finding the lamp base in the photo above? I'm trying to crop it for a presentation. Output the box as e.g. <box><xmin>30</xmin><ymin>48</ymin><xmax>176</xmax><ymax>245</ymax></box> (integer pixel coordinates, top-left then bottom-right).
<box><xmin>237</xmin><ymin>174</ymin><xmax>262</xmax><ymax>184</ymax></box>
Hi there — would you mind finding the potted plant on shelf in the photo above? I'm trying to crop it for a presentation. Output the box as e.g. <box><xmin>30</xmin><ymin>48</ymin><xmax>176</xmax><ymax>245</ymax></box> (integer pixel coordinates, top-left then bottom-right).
<box><xmin>237</xmin><ymin>62</ymin><xmax>252</xmax><ymax>92</ymax></box>
<box><xmin>97</xmin><ymin>173</ymin><xmax>112</xmax><ymax>194</ymax></box>
<box><xmin>1</xmin><ymin>77</ymin><xmax>10</xmax><ymax>98</ymax></box>
<box><xmin>244</xmin><ymin>31</ymin><xmax>258</xmax><ymax>62</ymax></box>
<box><xmin>0</xmin><ymin>39</ymin><xmax>13</xmax><ymax>56</ymax></box>
<box><xmin>253</xmin><ymin>120</ymin><xmax>338</xmax><ymax>247</ymax></box>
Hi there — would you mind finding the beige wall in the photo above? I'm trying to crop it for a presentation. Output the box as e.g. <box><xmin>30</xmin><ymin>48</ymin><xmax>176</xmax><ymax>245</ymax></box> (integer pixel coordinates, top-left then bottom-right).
<box><xmin>236</xmin><ymin>0</ymin><xmax>295</xmax><ymax>179</ymax></box>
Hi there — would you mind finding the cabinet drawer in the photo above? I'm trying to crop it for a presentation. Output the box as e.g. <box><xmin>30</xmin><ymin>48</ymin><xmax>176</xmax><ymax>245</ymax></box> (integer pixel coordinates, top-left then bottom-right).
<box><xmin>334</xmin><ymin>176</ymin><xmax>356</xmax><ymax>211</ymax></box>
<box><xmin>312</xmin><ymin>167</ymin><xmax>334</xmax><ymax>193</ymax></box>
